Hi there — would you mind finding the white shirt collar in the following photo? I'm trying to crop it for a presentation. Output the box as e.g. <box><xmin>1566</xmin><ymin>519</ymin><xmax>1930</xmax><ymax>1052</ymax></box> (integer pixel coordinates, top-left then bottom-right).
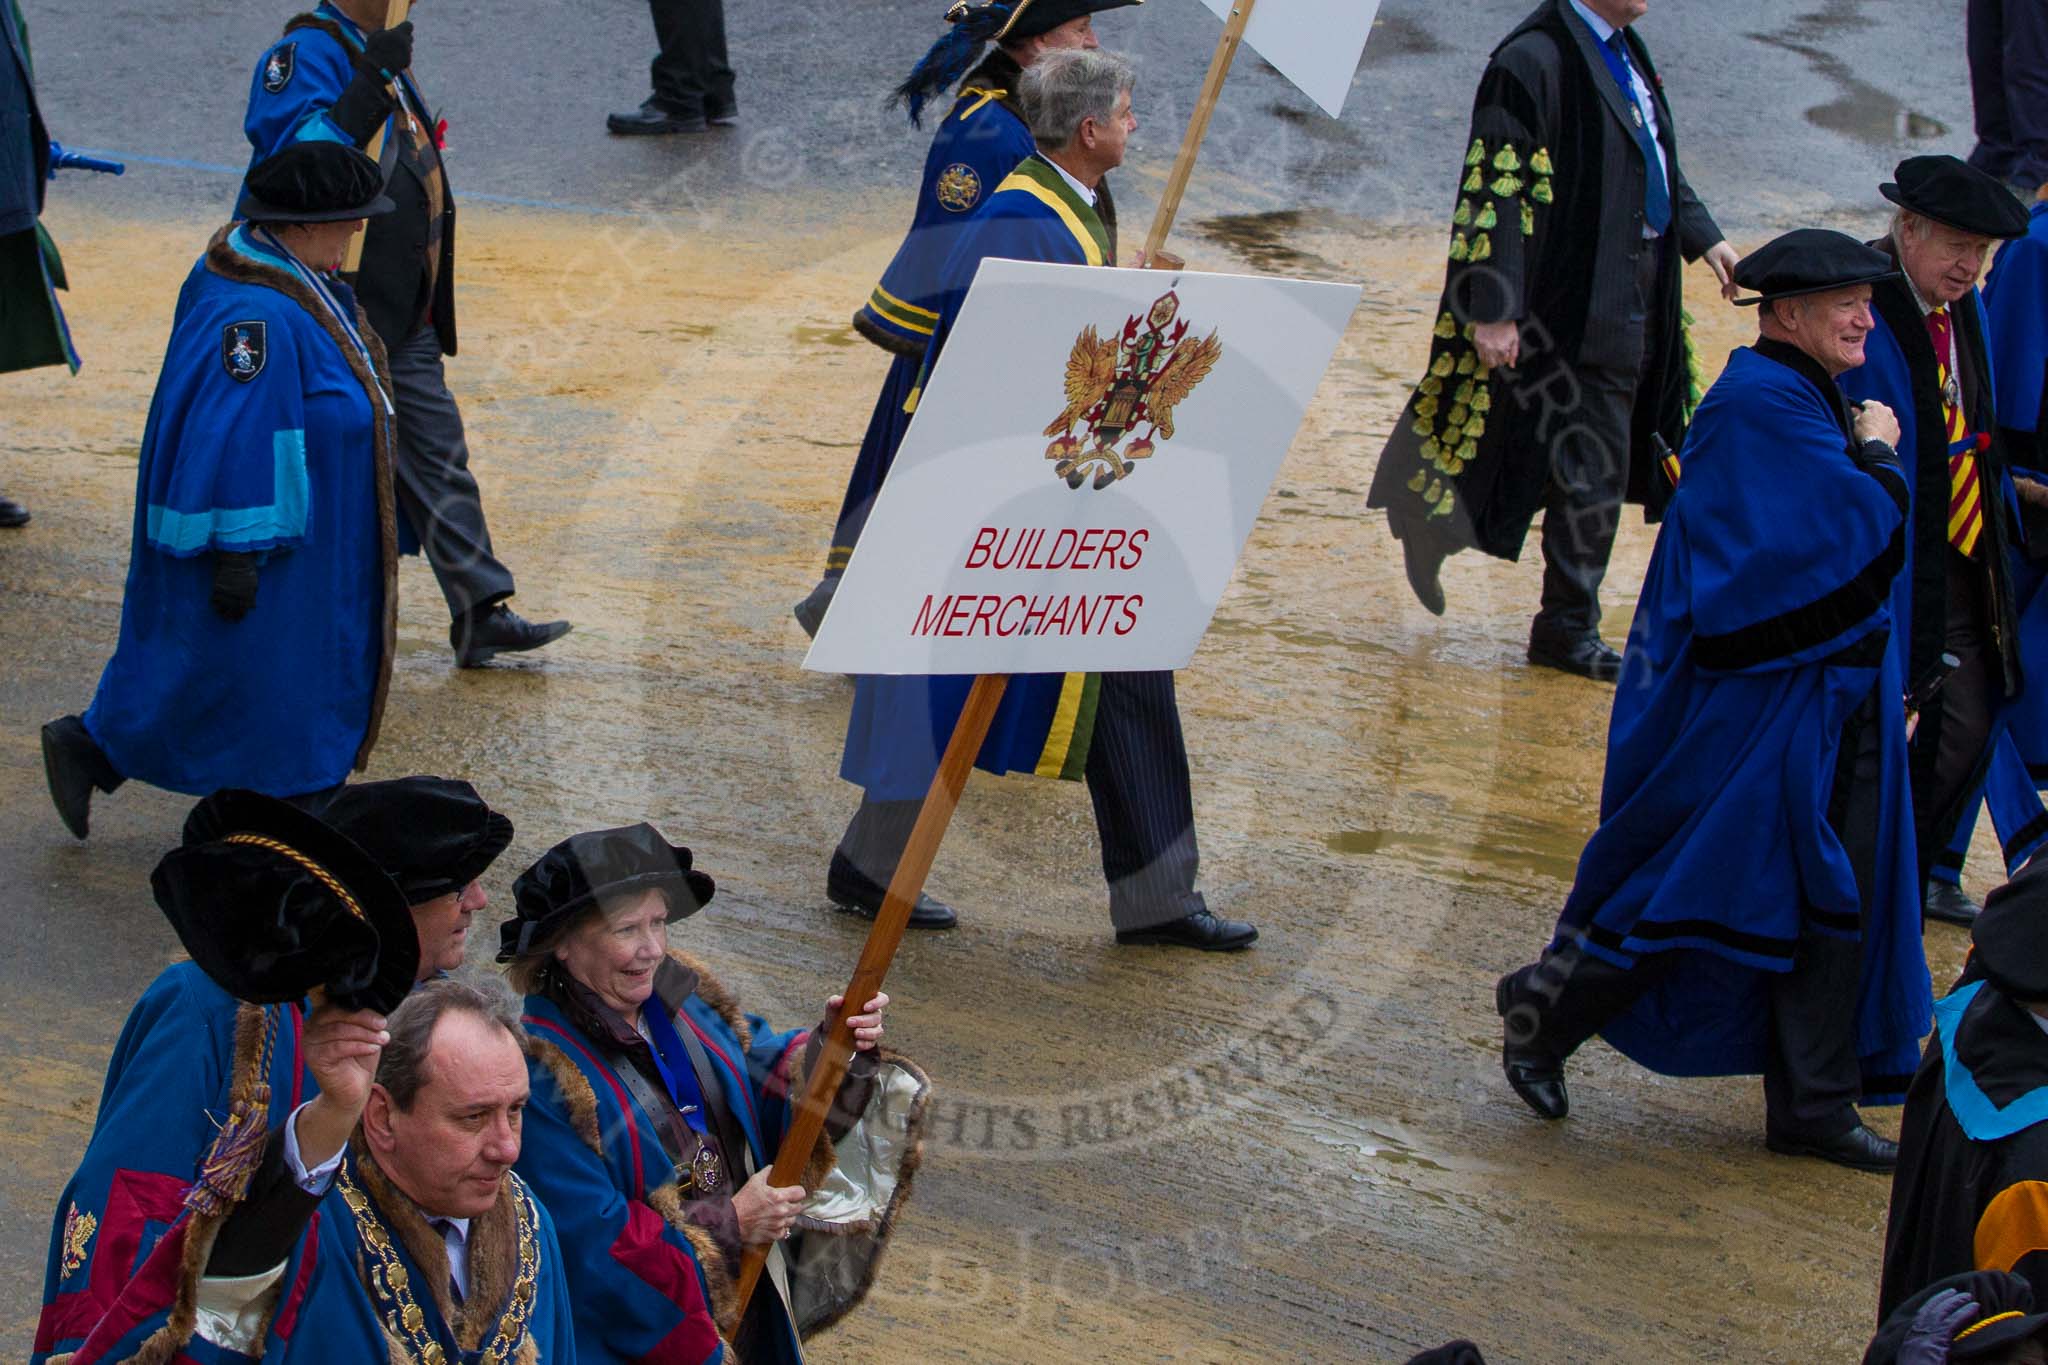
<box><xmin>1039</xmin><ymin>152</ymin><xmax>1098</xmax><ymax>208</ymax></box>
<box><xmin>1568</xmin><ymin>0</ymin><xmax>1622</xmax><ymax>44</ymax></box>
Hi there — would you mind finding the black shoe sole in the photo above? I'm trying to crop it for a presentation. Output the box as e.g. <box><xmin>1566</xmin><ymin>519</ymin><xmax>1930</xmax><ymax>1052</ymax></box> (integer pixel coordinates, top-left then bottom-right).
<box><xmin>827</xmin><ymin>892</ymin><xmax>957</xmax><ymax>931</ymax></box>
<box><xmin>1763</xmin><ymin>1133</ymin><xmax>1897</xmax><ymax>1173</ymax></box>
<box><xmin>606</xmin><ymin>117</ymin><xmax>710</xmax><ymax>136</ymax></box>
<box><xmin>1113</xmin><ymin>925</ymin><xmax>1259</xmax><ymax>951</ymax></box>
<box><xmin>1525</xmin><ymin>646</ymin><xmax>1621</xmax><ymax>684</ymax></box>
<box><xmin>41</xmin><ymin>721</ymin><xmax>93</xmax><ymax>840</ymax></box>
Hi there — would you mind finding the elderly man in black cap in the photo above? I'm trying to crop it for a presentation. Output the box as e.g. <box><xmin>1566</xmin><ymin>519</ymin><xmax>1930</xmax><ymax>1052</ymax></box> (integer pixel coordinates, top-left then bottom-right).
<box><xmin>1841</xmin><ymin>154</ymin><xmax>2036</xmax><ymax>929</ymax></box>
<box><xmin>1494</xmin><ymin>229</ymin><xmax>1933</xmax><ymax>1172</ymax></box>
<box><xmin>1882</xmin><ymin>860</ymin><xmax>2048</xmax><ymax>1320</ymax></box>
<box><xmin>31</xmin><ymin>779</ymin><xmax>513</xmax><ymax>1361</ymax></box>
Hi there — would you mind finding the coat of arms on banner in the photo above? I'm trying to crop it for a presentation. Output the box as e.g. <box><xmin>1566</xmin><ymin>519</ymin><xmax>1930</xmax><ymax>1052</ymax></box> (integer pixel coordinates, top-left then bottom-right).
<box><xmin>1044</xmin><ymin>289</ymin><xmax>1223</xmax><ymax>490</ymax></box>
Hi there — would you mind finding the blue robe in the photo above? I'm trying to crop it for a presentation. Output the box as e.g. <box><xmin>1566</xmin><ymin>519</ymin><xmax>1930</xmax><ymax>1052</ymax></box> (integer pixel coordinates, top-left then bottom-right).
<box><xmin>841</xmin><ymin>154</ymin><xmax>1112</xmax><ymax>799</ymax></box>
<box><xmin>80</xmin><ymin>225</ymin><xmax>395</xmax><ymax>798</ymax></box>
<box><xmin>827</xmin><ymin>54</ymin><xmax>1037</xmax><ymax>579</ymax></box>
<box><xmin>55</xmin><ymin>1150</ymin><xmax>577</xmax><ymax>1364</ymax></box>
<box><xmin>518</xmin><ymin>969</ymin><xmax>813</xmax><ymax>1365</ymax></box>
<box><xmin>33</xmin><ymin>967</ymin><xmax>308</xmax><ymax>1364</ymax></box>
<box><xmin>1555</xmin><ymin>345</ymin><xmax>1931</xmax><ymax>1095</ymax></box>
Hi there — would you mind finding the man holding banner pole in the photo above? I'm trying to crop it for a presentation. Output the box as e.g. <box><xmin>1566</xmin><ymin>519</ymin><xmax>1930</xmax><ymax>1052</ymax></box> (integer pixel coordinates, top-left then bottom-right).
<box><xmin>829</xmin><ymin>47</ymin><xmax>1256</xmax><ymax>952</ymax></box>
<box><xmin>1368</xmin><ymin>0</ymin><xmax>1738</xmax><ymax>682</ymax></box>
<box><xmin>794</xmin><ymin>0</ymin><xmax>1142</xmax><ymax>639</ymax></box>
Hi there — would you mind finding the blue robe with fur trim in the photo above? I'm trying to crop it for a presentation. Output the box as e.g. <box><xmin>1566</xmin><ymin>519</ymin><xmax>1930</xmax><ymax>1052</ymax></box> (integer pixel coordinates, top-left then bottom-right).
<box><xmin>80</xmin><ymin>224</ymin><xmax>392</xmax><ymax>798</ymax></box>
<box><xmin>52</xmin><ymin>1149</ymin><xmax>577</xmax><ymax>1365</ymax></box>
<box><xmin>841</xmin><ymin>155</ymin><xmax>1113</xmax><ymax>799</ymax></box>
<box><xmin>32</xmin><ymin>967</ymin><xmax>307</xmax><ymax>1364</ymax></box>
<box><xmin>1555</xmin><ymin>345</ymin><xmax>1931</xmax><ymax>1095</ymax></box>
<box><xmin>518</xmin><ymin>974</ymin><xmax>815</xmax><ymax>1365</ymax></box>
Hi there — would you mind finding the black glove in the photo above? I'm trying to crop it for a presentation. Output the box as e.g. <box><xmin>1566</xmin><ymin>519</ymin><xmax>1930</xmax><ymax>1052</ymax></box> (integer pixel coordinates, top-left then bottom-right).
<box><xmin>210</xmin><ymin>552</ymin><xmax>259</xmax><ymax>622</ymax></box>
<box><xmin>352</xmin><ymin>20</ymin><xmax>413</xmax><ymax>80</ymax></box>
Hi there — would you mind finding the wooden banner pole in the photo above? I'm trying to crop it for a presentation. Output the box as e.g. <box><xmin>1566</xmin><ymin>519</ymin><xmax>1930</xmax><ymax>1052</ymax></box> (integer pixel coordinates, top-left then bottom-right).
<box><xmin>342</xmin><ymin>0</ymin><xmax>410</xmax><ymax>275</ymax></box>
<box><xmin>732</xmin><ymin>671</ymin><xmax>1012</xmax><ymax>1317</ymax></box>
<box><xmin>1141</xmin><ymin>0</ymin><xmax>1259</xmax><ymax>265</ymax></box>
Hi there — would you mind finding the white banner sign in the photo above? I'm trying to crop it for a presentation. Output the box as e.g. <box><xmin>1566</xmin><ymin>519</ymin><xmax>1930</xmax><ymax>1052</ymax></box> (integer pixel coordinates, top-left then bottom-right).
<box><xmin>1198</xmin><ymin>0</ymin><xmax>1383</xmax><ymax>120</ymax></box>
<box><xmin>804</xmin><ymin>261</ymin><xmax>1360</xmax><ymax>676</ymax></box>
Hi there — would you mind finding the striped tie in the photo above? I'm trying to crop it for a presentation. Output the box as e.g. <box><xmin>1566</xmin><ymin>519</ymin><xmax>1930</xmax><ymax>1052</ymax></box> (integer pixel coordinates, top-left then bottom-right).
<box><xmin>1928</xmin><ymin>307</ymin><xmax>1983</xmax><ymax>558</ymax></box>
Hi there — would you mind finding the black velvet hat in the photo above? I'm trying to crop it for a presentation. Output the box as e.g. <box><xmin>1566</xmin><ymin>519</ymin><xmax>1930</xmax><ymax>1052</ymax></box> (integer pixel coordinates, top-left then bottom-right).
<box><xmin>497</xmin><ymin>823</ymin><xmax>716</xmax><ymax>961</ymax></box>
<box><xmin>315</xmin><ymin>777</ymin><xmax>514</xmax><ymax>905</ymax></box>
<box><xmin>1865</xmin><ymin>1272</ymin><xmax>2048</xmax><ymax>1363</ymax></box>
<box><xmin>1882</xmin><ymin>154</ymin><xmax>2030</xmax><ymax>240</ymax></box>
<box><xmin>154</xmin><ymin>790</ymin><xmax>418</xmax><ymax>1015</ymax></box>
<box><xmin>235</xmin><ymin>142</ymin><xmax>395</xmax><ymax>225</ymax></box>
<box><xmin>1973</xmin><ymin>859</ymin><xmax>2048</xmax><ymax>1002</ymax></box>
<box><xmin>1731</xmin><ymin>229</ymin><xmax>1900</xmax><ymax>307</ymax></box>
<box><xmin>895</xmin><ymin>0</ymin><xmax>1143</xmax><ymax>124</ymax></box>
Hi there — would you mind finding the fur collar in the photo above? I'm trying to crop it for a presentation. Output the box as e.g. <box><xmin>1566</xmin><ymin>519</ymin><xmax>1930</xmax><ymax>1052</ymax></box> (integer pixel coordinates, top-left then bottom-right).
<box><xmin>353</xmin><ymin>1147</ymin><xmax>521</xmax><ymax>1354</ymax></box>
<box><xmin>202</xmin><ymin>225</ymin><xmax>398</xmax><ymax>770</ymax></box>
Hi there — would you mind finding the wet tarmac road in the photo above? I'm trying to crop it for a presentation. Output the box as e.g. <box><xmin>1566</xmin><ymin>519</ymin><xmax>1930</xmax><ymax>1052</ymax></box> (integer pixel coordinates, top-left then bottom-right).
<box><xmin>0</xmin><ymin>1</ymin><xmax>1994</xmax><ymax>1360</ymax></box>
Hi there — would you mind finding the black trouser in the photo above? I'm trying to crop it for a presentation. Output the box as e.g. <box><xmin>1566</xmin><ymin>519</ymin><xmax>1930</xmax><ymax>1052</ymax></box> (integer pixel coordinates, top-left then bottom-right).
<box><xmin>834</xmin><ymin>672</ymin><xmax>1205</xmax><ymax>931</ymax></box>
<box><xmin>1505</xmin><ymin>690</ymin><xmax>1885</xmax><ymax>1138</ymax></box>
<box><xmin>1913</xmin><ymin>550</ymin><xmax>2000</xmax><ymax>867</ymax></box>
<box><xmin>1532</xmin><ymin>239</ymin><xmax>1665</xmax><ymax>645</ymax></box>
<box><xmin>645</xmin><ymin>0</ymin><xmax>734</xmax><ymax>117</ymax></box>
<box><xmin>388</xmin><ymin>325</ymin><xmax>517</xmax><ymax>621</ymax></box>
<box><xmin>1969</xmin><ymin>0</ymin><xmax>2048</xmax><ymax>190</ymax></box>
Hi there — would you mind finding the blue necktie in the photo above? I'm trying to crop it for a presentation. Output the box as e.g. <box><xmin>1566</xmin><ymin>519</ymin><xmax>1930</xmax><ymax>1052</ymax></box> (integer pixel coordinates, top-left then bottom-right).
<box><xmin>1606</xmin><ymin>33</ymin><xmax>1672</xmax><ymax>234</ymax></box>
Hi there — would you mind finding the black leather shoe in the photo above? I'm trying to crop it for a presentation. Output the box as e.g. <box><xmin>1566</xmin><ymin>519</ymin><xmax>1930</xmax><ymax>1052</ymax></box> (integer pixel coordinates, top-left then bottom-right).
<box><xmin>793</xmin><ymin>577</ymin><xmax>837</xmax><ymax>639</ymax></box>
<box><xmin>1497</xmin><ymin>972</ymin><xmax>1569</xmax><ymax>1120</ymax></box>
<box><xmin>606</xmin><ymin>100</ymin><xmax>709</xmax><ymax>136</ymax></box>
<box><xmin>42</xmin><ymin>714</ymin><xmax>122</xmax><ymax>839</ymax></box>
<box><xmin>827</xmin><ymin>856</ymin><xmax>957</xmax><ymax>930</ymax></box>
<box><xmin>1765</xmin><ymin>1123</ymin><xmax>1898</xmax><ymax>1172</ymax></box>
<box><xmin>1527</xmin><ymin>634</ymin><xmax>1623</xmax><ymax>683</ymax></box>
<box><xmin>1115</xmin><ymin>909</ymin><xmax>1258</xmax><ymax>950</ymax></box>
<box><xmin>1923</xmin><ymin>877</ymin><xmax>1982</xmax><ymax>927</ymax></box>
<box><xmin>451</xmin><ymin>604</ymin><xmax>572</xmax><ymax>667</ymax></box>
<box><xmin>0</xmin><ymin>495</ymin><xmax>28</xmax><ymax>528</ymax></box>
<box><xmin>706</xmin><ymin>101</ymin><xmax>739</xmax><ymax>127</ymax></box>
<box><xmin>1400</xmin><ymin>531</ymin><xmax>1447</xmax><ymax>616</ymax></box>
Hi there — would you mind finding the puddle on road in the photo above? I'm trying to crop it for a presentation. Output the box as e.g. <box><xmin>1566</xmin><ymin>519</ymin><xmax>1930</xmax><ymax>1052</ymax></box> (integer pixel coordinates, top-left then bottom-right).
<box><xmin>1193</xmin><ymin>209</ymin><xmax>1341</xmax><ymax>275</ymax></box>
<box><xmin>1807</xmin><ymin>101</ymin><xmax>1949</xmax><ymax>145</ymax></box>
<box><xmin>1364</xmin><ymin>14</ymin><xmax>1445</xmax><ymax>61</ymax></box>
<box><xmin>1326</xmin><ymin>825</ymin><xmax>1582</xmax><ymax>888</ymax></box>
<box><xmin>1749</xmin><ymin>9</ymin><xmax>1951</xmax><ymax>149</ymax></box>
<box><xmin>792</xmin><ymin>323</ymin><xmax>859</xmax><ymax>348</ymax></box>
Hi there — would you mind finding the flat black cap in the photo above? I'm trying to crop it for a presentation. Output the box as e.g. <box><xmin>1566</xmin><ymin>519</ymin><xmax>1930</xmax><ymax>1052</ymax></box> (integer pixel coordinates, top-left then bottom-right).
<box><xmin>497</xmin><ymin>823</ymin><xmax>716</xmax><ymax>962</ymax></box>
<box><xmin>1865</xmin><ymin>1271</ymin><xmax>2048</xmax><ymax>1363</ymax></box>
<box><xmin>236</xmin><ymin>142</ymin><xmax>395</xmax><ymax>225</ymax></box>
<box><xmin>1974</xmin><ymin>860</ymin><xmax>2048</xmax><ymax>1002</ymax></box>
<box><xmin>314</xmin><ymin>777</ymin><xmax>514</xmax><ymax>906</ymax></box>
<box><xmin>155</xmin><ymin>790</ymin><xmax>418</xmax><ymax>1015</ymax></box>
<box><xmin>1882</xmin><ymin>154</ymin><xmax>2030</xmax><ymax>240</ymax></box>
<box><xmin>1732</xmin><ymin>228</ymin><xmax>1900</xmax><ymax>307</ymax></box>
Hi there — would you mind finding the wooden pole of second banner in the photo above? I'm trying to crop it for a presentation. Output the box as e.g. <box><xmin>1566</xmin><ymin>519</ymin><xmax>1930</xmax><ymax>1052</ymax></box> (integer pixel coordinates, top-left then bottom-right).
<box><xmin>731</xmin><ymin>671</ymin><xmax>1011</xmax><ymax>1317</ymax></box>
<box><xmin>1141</xmin><ymin>0</ymin><xmax>1259</xmax><ymax>265</ymax></box>
<box><xmin>342</xmin><ymin>0</ymin><xmax>411</xmax><ymax>275</ymax></box>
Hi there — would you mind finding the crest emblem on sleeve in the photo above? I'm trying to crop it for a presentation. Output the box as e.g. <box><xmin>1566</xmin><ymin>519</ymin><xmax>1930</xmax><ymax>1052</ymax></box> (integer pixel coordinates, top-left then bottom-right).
<box><xmin>222</xmin><ymin>322</ymin><xmax>268</xmax><ymax>383</ymax></box>
<box><xmin>60</xmin><ymin>1202</ymin><xmax>97</xmax><ymax>1279</ymax></box>
<box><xmin>263</xmin><ymin>43</ymin><xmax>297</xmax><ymax>94</ymax></box>
<box><xmin>935</xmin><ymin>163</ymin><xmax>983</xmax><ymax>213</ymax></box>
<box><xmin>1043</xmin><ymin>290</ymin><xmax>1223</xmax><ymax>490</ymax></box>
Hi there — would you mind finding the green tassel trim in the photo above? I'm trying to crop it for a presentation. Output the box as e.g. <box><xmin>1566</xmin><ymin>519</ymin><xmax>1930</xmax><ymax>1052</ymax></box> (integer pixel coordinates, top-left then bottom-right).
<box><xmin>1449</xmin><ymin>233</ymin><xmax>1470</xmax><ymax>262</ymax></box>
<box><xmin>1531</xmin><ymin>148</ymin><xmax>1554</xmax><ymax>175</ymax></box>
<box><xmin>1407</xmin><ymin>468</ymin><xmax>1428</xmax><ymax>493</ymax></box>
<box><xmin>1475</xmin><ymin>203</ymin><xmax>1498</xmax><ymax>231</ymax></box>
<box><xmin>1420</xmin><ymin>375</ymin><xmax>1444</xmax><ymax>396</ymax></box>
<box><xmin>1521</xmin><ymin>202</ymin><xmax>1536</xmax><ymax>237</ymax></box>
<box><xmin>1471</xmin><ymin>233</ymin><xmax>1493</xmax><ymax>262</ymax></box>
<box><xmin>1434</xmin><ymin>311</ymin><xmax>1458</xmax><ymax>340</ymax></box>
<box><xmin>1453</xmin><ymin>198</ymin><xmax>1474</xmax><ymax>227</ymax></box>
<box><xmin>1489</xmin><ymin>174</ymin><xmax>1524</xmax><ymax>198</ymax></box>
<box><xmin>1491</xmin><ymin>146</ymin><xmax>1522</xmax><ymax>173</ymax></box>
<box><xmin>1530</xmin><ymin>178</ymin><xmax>1553</xmax><ymax>205</ymax></box>
<box><xmin>1465</xmin><ymin>138</ymin><xmax>1487</xmax><ymax>167</ymax></box>
<box><xmin>1463</xmin><ymin>166</ymin><xmax>1485</xmax><ymax>194</ymax></box>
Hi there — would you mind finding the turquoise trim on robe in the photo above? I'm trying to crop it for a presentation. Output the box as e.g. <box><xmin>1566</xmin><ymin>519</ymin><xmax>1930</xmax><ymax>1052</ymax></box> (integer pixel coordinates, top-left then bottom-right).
<box><xmin>1551</xmin><ymin>346</ymin><xmax>1931</xmax><ymax>1096</ymax></box>
<box><xmin>80</xmin><ymin>229</ymin><xmax>386</xmax><ymax>798</ymax></box>
<box><xmin>1935</xmin><ymin>981</ymin><xmax>2048</xmax><ymax>1141</ymax></box>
